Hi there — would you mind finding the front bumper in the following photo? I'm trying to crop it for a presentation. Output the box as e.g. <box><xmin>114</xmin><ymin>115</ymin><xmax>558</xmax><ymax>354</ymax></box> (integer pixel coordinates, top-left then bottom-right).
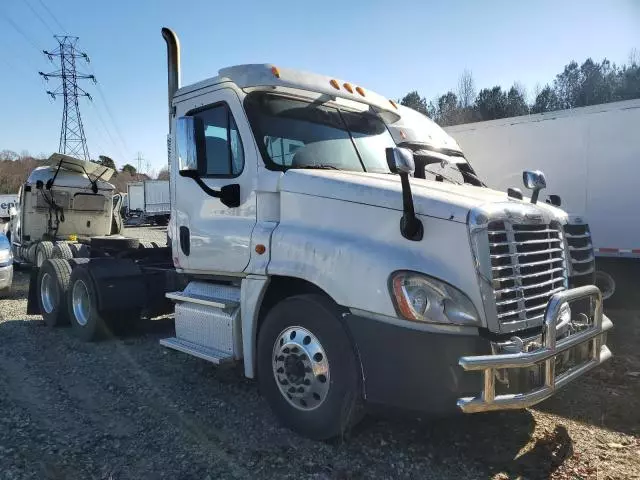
<box><xmin>0</xmin><ymin>263</ymin><xmax>13</xmax><ymax>289</ymax></box>
<box><xmin>457</xmin><ymin>285</ymin><xmax>612</xmax><ymax>413</ymax></box>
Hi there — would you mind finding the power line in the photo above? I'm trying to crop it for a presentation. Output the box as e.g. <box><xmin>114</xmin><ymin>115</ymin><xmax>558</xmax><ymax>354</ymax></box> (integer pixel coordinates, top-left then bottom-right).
<box><xmin>0</xmin><ymin>9</ymin><xmax>42</xmax><ymax>52</ymax></box>
<box><xmin>36</xmin><ymin>0</ymin><xmax>67</xmax><ymax>34</ymax></box>
<box><xmin>40</xmin><ymin>35</ymin><xmax>96</xmax><ymax>160</ymax></box>
<box><xmin>22</xmin><ymin>0</ymin><xmax>55</xmax><ymax>35</ymax></box>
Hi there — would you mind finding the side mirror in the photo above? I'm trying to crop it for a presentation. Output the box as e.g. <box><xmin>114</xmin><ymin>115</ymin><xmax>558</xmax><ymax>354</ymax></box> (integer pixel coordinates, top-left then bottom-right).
<box><xmin>176</xmin><ymin>116</ymin><xmax>205</xmax><ymax>173</ymax></box>
<box><xmin>546</xmin><ymin>194</ymin><xmax>562</xmax><ymax>207</ymax></box>
<box><xmin>385</xmin><ymin>147</ymin><xmax>422</xmax><ymax>241</ymax></box>
<box><xmin>385</xmin><ymin>147</ymin><xmax>415</xmax><ymax>175</ymax></box>
<box><xmin>522</xmin><ymin>170</ymin><xmax>547</xmax><ymax>204</ymax></box>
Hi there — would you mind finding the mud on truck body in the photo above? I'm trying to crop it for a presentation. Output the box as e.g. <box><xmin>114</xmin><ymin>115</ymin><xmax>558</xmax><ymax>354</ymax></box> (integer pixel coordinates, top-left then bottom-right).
<box><xmin>28</xmin><ymin>28</ymin><xmax>612</xmax><ymax>440</ymax></box>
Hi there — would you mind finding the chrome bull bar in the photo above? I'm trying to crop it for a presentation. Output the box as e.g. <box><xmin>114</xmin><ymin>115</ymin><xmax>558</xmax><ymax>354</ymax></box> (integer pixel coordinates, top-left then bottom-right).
<box><xmin>458</xmin><ymin>285</ymin><xmax>613</xmax><ymax>413</ymax></box>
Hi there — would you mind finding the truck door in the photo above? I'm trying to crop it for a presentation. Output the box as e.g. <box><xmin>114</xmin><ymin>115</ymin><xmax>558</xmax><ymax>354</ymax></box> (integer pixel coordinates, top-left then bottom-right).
<box><xmin>173</xmin><ymin>88</ymin><xmax>257</xmax><ymax>274</ymax></box>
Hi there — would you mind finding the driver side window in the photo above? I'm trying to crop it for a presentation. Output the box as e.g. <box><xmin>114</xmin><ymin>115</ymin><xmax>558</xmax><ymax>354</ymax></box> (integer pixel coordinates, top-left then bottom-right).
<box><xmin>192</xmin><ymin>103</ymin><xmax>244</xmax><ymax>177</ymax></box>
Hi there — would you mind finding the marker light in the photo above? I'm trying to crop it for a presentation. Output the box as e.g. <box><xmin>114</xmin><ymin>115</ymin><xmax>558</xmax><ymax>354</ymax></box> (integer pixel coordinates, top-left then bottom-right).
<box><xmin>271</xmin><ymin>66</ymin><xmax>280</xmax><ymax>78</ymax></box>
<box><xmin>389</xmin><ymin>99</ymin><xmax>398</xmax><ymax>109</ymax></box>
<box><xmin>329</xmin><ymin>79</ymin><xmax>340</xmax><ymax>90</ymax></box>
<box><xmin>355</xmin><ymin>86</ymin><xmax>365</xmax><ymax>96</ymax></box>
<box><xmin>343</xmin><ymin>82</ymin><xmax>354</xmax><ymax>93</ymax></box>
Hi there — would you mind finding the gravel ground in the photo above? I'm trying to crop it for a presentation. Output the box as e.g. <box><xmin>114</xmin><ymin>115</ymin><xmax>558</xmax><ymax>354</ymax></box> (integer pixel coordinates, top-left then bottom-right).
<box><xmin>0</xmin><ymin>236</ymin><xmax>638</xmax><ymax>479</ymax></box>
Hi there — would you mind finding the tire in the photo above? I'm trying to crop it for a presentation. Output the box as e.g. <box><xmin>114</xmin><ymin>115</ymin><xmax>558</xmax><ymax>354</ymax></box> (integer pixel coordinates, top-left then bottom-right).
<box><xmin>37</xmin><ymin>259</ymin><xmax>72</xmax><ymax>327</ymax></box>
<box><xmin>91</xmin><ymin>236</ymin><xmax>139</xmax><ymax>251</ymax></box>
<box><xmin>35</xmin><ymin>241</ymin><xmax>54</xmax><ymax>267</ymax></box>
<box><xmin>67</xmin><ymin>265</ymin><xmax>109</xmax><ymax>341</ymax></box>
<box><xmin>257</xmin><ymin>294</ymin><xmax>363</xmax><ymax>440</ymax></box>
<box><xmin>69</xmin><ymin>243</ymin><xmax>90</xmax><ymax>258</ymax></box>
<box><xmin>138</xmin><ymin>241</ymin><xmax>156</xmax><ymax>249</ymax></box>
<box><xmin>52</xmin><ymin>242</ymin><xmax>74</xmax><ymax>260</ymax></box>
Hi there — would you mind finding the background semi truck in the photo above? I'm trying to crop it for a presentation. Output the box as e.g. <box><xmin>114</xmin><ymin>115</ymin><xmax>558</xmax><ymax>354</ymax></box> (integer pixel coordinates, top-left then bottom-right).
<box><xmin>27</xmin><ymin>27</ymin><xmax>612</xmax><ymax>441</ymax></box>
<box><xmin>445</xmin><ymin>99</ymin><xmax>640</xmax><ymax>303</ymax></box>
<box><xmin>8</xmin><ymin>153</ymin><xmax>132</xmax><ymax>267</ymax></box>
<box><xmin>126</xmin><ymin>180</ymin><xmax>170</xmax><ymax>225</ymax></box>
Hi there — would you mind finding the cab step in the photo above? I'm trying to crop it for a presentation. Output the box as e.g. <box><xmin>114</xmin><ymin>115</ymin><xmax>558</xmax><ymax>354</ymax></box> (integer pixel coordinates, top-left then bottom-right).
<box><xmin>162</xmin><ymin>281</ymin><xmax>242</xmax><ymax>361</ymax></box>
<box><xmin>159</xmin><ymin>337</ymin><xmax>233</xmax><ymax>364</ymax></box>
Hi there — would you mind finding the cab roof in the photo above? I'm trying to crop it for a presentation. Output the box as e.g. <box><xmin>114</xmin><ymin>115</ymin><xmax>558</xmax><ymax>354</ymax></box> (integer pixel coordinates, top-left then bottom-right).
<box><xmin>174</xmin><ymin>63</ymin><xmax>401</xmax><ymax>121</ymax></box>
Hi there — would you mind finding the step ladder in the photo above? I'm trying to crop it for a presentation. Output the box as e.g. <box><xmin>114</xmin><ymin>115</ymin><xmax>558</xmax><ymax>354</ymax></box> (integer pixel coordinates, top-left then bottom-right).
<box><xmin>161</xmin><ymin>281</ymin><xmax>241</xmax><ymax>365</ymax></box>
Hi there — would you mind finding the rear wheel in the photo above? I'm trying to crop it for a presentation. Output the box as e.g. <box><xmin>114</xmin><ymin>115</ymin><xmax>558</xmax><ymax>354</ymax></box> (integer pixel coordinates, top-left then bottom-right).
<box><xmin>68</xmin><ymin>266</ymin><xmax>108</xmax><ymax>341</ymax></box>
<box><xmin>35</xmin><ymin>241</ymin><xmax>54</xmax><ymax>267</ymax></box>
<box><xmin>52</xmin><ymin>242</ymin><xmax>74</xmax><ymax>260</ymax></box>
<box><xmin>38</xmin><ymin>259</ymin><xmax>72</xmax><ymax>327</ymax></box>
<box><xmin>257</xmin><ymin>294</ymin><xmax>363</xmax><ymax>440</ymax></box>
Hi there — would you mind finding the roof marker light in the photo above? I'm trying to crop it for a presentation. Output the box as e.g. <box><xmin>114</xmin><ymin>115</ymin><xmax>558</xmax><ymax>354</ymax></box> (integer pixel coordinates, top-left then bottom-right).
<box><xmin>355</xmin><ymin>86</ymin><xmax>365</xmax><ymax>96</ymax></box>
<box><xmin>389</xmin><ymin>99</ymin><xmax>398</xmax><ymax>109</ymax></box>
<box><xmin>271</xmin><ymin>66</ymin><xmax>281</xmax><ymax>78</ymax></box>
<box><xmin>330</xmin><ymin>79</ymin><xmax>340</xmax><ymax>90</ymax></box>
<box><xmin>343</xmin><ymin>82</ymin><xmax>354</xmax><ymax>93</ymax></box>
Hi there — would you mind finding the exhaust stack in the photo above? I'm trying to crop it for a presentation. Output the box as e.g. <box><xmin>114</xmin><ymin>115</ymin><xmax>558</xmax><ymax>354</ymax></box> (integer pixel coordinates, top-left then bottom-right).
<box><xmin>161</xmin><ymin>27</ymin><xmax>181</xmax><ymax>130</ymax></box>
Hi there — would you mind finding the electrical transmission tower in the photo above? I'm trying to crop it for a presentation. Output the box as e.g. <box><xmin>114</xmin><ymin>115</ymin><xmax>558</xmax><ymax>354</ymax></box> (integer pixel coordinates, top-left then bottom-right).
<box><xmin>39</xmin><ymin>35</ymin><xmax>96</xmax><ymax>161</ymax></box>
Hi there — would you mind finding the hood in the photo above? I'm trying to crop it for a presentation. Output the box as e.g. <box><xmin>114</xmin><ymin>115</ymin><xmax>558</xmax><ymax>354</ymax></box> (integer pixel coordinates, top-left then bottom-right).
<box><xmin>280</xmin><ymin>169</ymin><xmax>566</xmax><ymax>223</ymax></box>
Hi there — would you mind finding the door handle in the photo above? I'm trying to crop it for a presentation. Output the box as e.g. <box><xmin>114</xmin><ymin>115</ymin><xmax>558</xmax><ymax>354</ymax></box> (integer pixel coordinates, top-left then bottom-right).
<box><xmin>179</xmin><ymin>226</ymin><xmax>190</xmax><ymax>256</ymax></box>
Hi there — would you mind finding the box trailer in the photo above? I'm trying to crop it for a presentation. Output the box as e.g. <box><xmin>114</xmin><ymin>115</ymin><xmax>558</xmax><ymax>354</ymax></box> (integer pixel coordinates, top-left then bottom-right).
<box><xmin>0</xmin><ymin>194</ymin><xmax>19</xmax><ymax>221</ymax></box>
<box><xmin>445</xmin><ymin>99</ymin><xmax>640</xmax><ymax>302</ymax></box>
<box><xmin>126</xmin><ymin>180</ymin><xmax>170</xmax><ymax>225</ymax></box>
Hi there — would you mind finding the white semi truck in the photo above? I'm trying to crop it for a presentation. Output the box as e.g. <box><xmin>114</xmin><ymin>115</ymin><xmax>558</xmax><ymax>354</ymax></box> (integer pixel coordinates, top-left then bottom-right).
<box><xmin>28</xmin><ymin>28</ymin><xmax>612</xmax><ymax>440</ymax></box>
<box><xmin>8</xmin><ymin>154</ymin><xmax>130</xmax><ymax>267</ymax></box>
<box><xmin>445</xmin><ymin>99</ymin><xmax>640</xmax><ymax>302</ymax></box>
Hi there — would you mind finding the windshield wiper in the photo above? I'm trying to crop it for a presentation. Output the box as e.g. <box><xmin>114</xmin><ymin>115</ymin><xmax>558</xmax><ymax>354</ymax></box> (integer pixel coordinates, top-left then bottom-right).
<box><xmin>296</xmin><ymin>165</ymin><xmax>340</xmax><ymax>170</ymax></box>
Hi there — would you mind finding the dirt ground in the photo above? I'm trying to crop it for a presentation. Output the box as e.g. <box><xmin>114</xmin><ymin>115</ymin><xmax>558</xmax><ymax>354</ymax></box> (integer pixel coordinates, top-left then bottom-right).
<box><xmin>0</xmin><ymin>268</ymin><xmax>638</xmax><ymax>479</ymax></box>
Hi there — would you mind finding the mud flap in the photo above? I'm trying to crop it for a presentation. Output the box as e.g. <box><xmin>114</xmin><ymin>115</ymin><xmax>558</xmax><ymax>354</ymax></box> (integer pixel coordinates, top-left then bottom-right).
<box><xmin>26</xmin><ymin>268</ymin><xmax>40</xmax><ymax>315</ymax></box>
<box><xmin>85</xmin><ymin>258</ymin><xmax>147</xmax><ymax>312</ymax></box>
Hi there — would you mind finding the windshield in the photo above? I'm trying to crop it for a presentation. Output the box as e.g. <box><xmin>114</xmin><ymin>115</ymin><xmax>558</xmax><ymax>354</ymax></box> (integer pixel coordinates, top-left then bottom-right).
<box><xmin>244</xmin><ymin>92</ymin><xmax>395</xmax><ymax>173</ymax></box>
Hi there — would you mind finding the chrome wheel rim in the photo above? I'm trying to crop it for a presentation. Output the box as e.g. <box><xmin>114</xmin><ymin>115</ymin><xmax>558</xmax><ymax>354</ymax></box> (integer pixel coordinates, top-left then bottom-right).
<box><xmin>272</xmin><ymin>326</ymin><xmax>330</xmax><ymax>411</ymax></box>
<box><xmin>40</xmin><ymin>272</ymin><xmax>56</xmax><ymax>314</ymax></box>
<box><xmin>72</xmin><ymin>279</ymin><xmax>91</xmax><ymax>326</ymax></box>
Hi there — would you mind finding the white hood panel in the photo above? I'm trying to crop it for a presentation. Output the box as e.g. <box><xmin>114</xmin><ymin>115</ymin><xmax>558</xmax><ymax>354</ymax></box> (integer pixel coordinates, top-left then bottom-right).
<box><xmin>279</xmin><ymin>169</ymin><xmax>536</xmax><ymax>223</ymax></box>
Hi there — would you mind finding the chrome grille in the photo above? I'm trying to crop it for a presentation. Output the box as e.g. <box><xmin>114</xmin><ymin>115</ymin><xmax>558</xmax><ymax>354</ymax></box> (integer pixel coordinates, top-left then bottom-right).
<box><xmin>563</xmin><ymin>224</ymin><xmax>595</xmax><ymax>283</ymax></box>
<box><xmin>489</xmin><ymin>221</ymin><xmax>568</xmax><ymax>328</ymax></box>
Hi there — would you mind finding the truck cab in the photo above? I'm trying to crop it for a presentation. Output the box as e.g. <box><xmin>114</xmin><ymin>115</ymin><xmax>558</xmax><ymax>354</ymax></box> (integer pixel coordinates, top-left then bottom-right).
<box><xmin>33</xmin><ymin>28</ymin><xmax>612</xmax><ymax>441</ymax></box>
<box><xmin>10</xmin><ymin>154</ymin><xmax>119</xmax><ymax>266</ymax></box>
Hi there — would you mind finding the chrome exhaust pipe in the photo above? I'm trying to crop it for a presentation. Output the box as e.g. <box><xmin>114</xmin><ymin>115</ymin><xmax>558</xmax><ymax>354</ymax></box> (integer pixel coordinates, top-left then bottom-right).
<box><xmin>161</xmin><ymin>27</ymin><xmax>181</xmax><ymax>130</ymax></box>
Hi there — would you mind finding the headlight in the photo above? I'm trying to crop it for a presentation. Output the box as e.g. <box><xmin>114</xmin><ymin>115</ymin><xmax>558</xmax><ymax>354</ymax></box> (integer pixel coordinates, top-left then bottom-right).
<box><xmin>389</xmin><ymin>271</ymin><xmax>480</xmax><ymax>326</ymax></box>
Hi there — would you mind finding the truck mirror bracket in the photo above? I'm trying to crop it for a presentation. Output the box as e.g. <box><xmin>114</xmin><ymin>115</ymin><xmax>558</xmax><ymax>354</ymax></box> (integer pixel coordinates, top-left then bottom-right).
<box><xmin>179</xmin><ymin>170</ymin><xmax>240</xmax><ymax>208</ymax></box>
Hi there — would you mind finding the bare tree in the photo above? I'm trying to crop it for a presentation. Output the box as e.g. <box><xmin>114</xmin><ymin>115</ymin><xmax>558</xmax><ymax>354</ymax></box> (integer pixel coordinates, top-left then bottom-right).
<box><xmin>629</xmin><ymin>48</ymin><xmax>639</xmax><ymax>67</ymax></box>
<box><xmin>457</xmin><ymin>69</ymin><xmax>476</xmax><ymax>108</ymax></box>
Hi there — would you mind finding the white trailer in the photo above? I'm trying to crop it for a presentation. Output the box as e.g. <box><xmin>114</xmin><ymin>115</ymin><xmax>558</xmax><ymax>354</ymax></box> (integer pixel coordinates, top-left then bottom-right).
<box><xmin>27</xmin><ymin>28</ymin><xmax>612</xmax><ymax>441</ymax></box>
<box><xmin>126</xmin><ymin>180</ymin><xmax>170</xmax><ymax>225</ymax></box>
<box><xmin>445</xmin><ymin>99</ymin><xmax>640</xmax><ymax>301</ymax></box>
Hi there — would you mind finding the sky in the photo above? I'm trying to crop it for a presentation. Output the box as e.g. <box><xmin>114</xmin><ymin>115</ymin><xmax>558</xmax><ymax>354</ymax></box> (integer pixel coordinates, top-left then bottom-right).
<box><xmin>0</xmin><ymin>0</ymin><xmax>638</xmax><ymax>174</ymax></box>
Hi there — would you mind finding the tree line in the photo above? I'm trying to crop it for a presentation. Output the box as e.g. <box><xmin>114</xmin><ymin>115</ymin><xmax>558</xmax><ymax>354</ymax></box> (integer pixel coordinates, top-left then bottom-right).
<box><xmin>0</xmin><ymin>150</ymin><xmax>168</xmax><ymax>194</ymax></box>
<box><xmin>400</xmin><ymin>50</ymin><xmax>640</xmax><ymax>126</ymax></box>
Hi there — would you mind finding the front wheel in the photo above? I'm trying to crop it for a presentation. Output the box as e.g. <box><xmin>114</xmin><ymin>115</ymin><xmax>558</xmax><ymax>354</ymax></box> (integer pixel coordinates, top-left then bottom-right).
<box><xmin>257</xmin><ymin>294</ymin><xmax>363</xmax><ymax>440</ymax></box>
